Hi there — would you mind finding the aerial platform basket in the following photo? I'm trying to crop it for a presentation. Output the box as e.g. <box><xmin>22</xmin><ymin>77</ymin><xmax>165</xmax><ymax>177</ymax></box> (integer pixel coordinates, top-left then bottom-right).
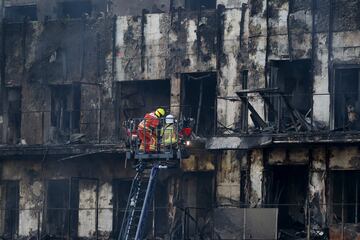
<box><xmin>119</xmin><ymin>117</ymin><xmax>193</xmax><ymax>240</ymax></box>
<box><xmin>124</xmin><ymin>117</ymin><xmax>193</xmax><ymax>165</ymax></box>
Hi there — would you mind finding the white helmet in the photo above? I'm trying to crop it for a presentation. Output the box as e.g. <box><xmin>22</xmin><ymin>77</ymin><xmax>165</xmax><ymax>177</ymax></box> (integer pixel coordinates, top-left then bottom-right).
<box><xmin>165</xmin><ymin>114</ymin><xmax>175</xmax><ymax>124</ymax></box>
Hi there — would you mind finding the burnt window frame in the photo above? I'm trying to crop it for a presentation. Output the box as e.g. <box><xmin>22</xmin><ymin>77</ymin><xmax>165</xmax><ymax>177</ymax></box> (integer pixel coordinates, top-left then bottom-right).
<box><xmin>4</xmin><ymin>4</ymin><xmax>37</xmax><ymax>22</ymax></box>
<box><xmin>42</xmin><ymin>179</ymin><xmax>79</xmax><ymax>238</ymax></box>
<box><xmin>268</xmin><ymin>59</ymin><xmax>313</xmax><ymax>131</ymax></box>
<box><xmin>57</xmin><ymin>0</ymin><xmax>93</xmax><ymax>19</ymax></box>
<box><xmin>264</xmin><ymin>165</ymin><xmax>309</xmax><ymax>231</ymax></box>
<box><xmin>50</xmin><ymin>84</ymin><xmax>81</xmax><ymax>134</ymax></box>
<box><xmin>331</xmin><ymin>64</ymin><xmax>360</xmax><ymax>130</ymax></box>
<box><xmin>6</xmin><ymin>87</ymin><xmax>22</xmax><ymax>144</ymax></box>
<box><xmin>180</xmin><ymin>72</ymin><xmax>217</xmax><ymax>137</ymax></box>
<box><xmin>185</xmin><ymin>0</ymin><xmax>217</xmax><ymax>11</ymax></box>
<box><xmin>180</xmin><ymin>172</ymin><xmax>215</xmax><ymax>237</ymax></box>
<box><xmin>0</xmin><ymin>180</ymin><xmax>20</xmax><ymax>239</ymax></box>
<box><xmin>115</xmin><ymin>80</ymin><xmax>171</xmax><ymax>140</ymax></box>
<box><xmin>329</xmin><ymin>170</ymin><xmax>360</xmax><ymax>225</ymax></box>
<box><xmin>112</xmin><ymin>178</ymin><xmax>133</xmax><ymax>238</ymax></box>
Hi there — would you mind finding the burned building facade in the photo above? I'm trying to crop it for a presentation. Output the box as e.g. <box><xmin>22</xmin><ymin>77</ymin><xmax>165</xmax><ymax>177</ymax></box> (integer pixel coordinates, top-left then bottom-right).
<box><xmin>0</xmin><ymin>0</ymin><xmax>360</xmax><ymax>239</ymax></box>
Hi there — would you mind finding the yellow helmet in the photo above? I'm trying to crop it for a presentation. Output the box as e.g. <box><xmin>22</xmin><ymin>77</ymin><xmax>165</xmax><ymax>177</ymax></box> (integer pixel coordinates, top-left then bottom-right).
<box><xmin>155</xmin><ymin>108</ymin><xmax>166</xmax><ymax>118</ymax></box>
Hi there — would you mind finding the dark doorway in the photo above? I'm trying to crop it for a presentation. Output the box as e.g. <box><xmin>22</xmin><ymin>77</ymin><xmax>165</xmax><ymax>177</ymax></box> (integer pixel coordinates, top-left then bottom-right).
<box><xmin>269</xmin><ymin>60</ymin><xmax>312</xmax><ymax>130</ymax></box>
<box><xmin>0</xmin><ymin>181</ymin><xmax>19</xmax><ymax>239</ymax></box>
<box><xmin>5</xmin><ymin>5</ymin><xmax>37</xmax><ymax>22</ymax></box>
<box><xmin>44</xmin><ymin>179</ymin><xmax>79</xmax><ymax>238</ymax></box>
<box><xmin>6</xmin><ymin>88</ymin><xmax>21</xmax><ymax>144</ymax></box>
<box><xmin>50</xmin><ymin>84</ymin><xmax>81</xmax><ymax>138</ymax></box>
<box><xmin>180</xmin><ymin>172</ymin><xmax>214</xmax><ymax>238</ymax></box>
<box><xmin>116</xmin><ymin>80</ymin><xmax>170</xmax><ymax>138</ymax></box>
<box><xmin>57</xmin><ymin>1</ymin><xmax>92</xmax><ymax>19</ymax></box>
<box><xmin>181</xmin><ymin>73</ymin><xmax>217</xmax><ymax>137</ymax></box>
<box><xmin>334</xmin><ymin>67</ymin><xmax>360</xmax><ymax>130</ymax></box>
<box><xmin>112</xmin><ymin>179</ymin><xmax>132</xmax><ymax>238</ymax></box>
<box><xmin>266</xmin><ymin>165</ymin><xmax>308</xmax><ymax>235</ymax></box>
<box><xmin>330</xmin><ymin>171</ymin><xmax>360</xmax><ymax>225</ymax></box>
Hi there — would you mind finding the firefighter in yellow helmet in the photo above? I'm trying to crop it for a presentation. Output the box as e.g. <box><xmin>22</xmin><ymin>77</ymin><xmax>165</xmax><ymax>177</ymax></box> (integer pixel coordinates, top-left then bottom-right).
<box><xmin>137</xmin><ymin>108</ymin><xmax>166</xmax><ymax>152</ymax></box>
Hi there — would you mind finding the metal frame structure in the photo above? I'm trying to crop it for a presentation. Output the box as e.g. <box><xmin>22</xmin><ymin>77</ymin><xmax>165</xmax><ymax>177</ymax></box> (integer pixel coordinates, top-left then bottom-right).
<box><xmin>119</xmin><ymin>117</ymin><xmax>190</xmax><ymax>240</ymax></box>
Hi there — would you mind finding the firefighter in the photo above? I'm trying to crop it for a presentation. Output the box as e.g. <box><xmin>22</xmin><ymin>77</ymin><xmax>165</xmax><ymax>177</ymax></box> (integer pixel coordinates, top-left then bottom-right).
<box><xmin>161</xmin><ymin>114</ymin><xmax>178</xmax><ymax>149</ymax></box>
<box><xmin>137</xmin><ymin>108</ymin><xmax>166</xmax><ymax>152</ymax></box>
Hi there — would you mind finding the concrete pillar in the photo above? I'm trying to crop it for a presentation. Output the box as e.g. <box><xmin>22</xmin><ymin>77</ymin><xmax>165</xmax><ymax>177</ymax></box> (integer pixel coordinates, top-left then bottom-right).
<box><xmin>78</xmin><ymin>181</ymin><xmax>97</xmax><ymax>238</ymax></box>
<box><xmin>170</xmin><ymin>74</ymin><xmax>181</xmax><ymax>118</ymax></box>
<box><xmin>216</xmin><ymin>150</ymin><xmax>241</xmax><ymax>205</ymax></box>
<box><xmin>98</xmin><ymin>183</ymin><xmax>113</xmax><ymax>237</ymax></box>
<box><xmin>309</xmin><ymin>147</ymin><xmax>327</xmax><ymax>227</ymax></box>
<box><xmin>249</xmin><ymin>149</ymin><xmax>264</xmax><ymax>207</ymax></box>
<box><xmin>77</xmin><ymin>180</ymin><xmax>113</xmax><ymax>238</ymax></box>
<box><xmin>19</xmin><ymin>181</ymin><xmax>43</xmax><ymax>237</ymax></box>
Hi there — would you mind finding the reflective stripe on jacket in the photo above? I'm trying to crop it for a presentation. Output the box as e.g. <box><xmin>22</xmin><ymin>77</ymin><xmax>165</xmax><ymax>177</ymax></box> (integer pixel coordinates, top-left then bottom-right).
<box><xmin>162</xmin><ymin>123</ymin><xmax>177</xmax><ymax>146</ymax></box>
<box><xmin>138</xmin><ymin>112</ymin><xmax>160</xmax><ymax>131</ymax></box>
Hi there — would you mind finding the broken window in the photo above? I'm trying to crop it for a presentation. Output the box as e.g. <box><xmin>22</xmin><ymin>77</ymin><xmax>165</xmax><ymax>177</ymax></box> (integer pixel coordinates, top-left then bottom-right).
<box><xmin>4</xmin><ymin>5</ymin><xmax>37</xmax><ymax>22</ymax></box>
<box><xmin>57</xmin><ymin>1</ymin><xmax>92</xmax><ymax>19</ymax></box>
<box><xmin>181</xmin><ymin>73</ymin><xmax>217</xmax><ymax>137</ymax></box>
<box><xmin>0</xmin><ymin>181</ymin><xmax>19</xmax><ymax>239</ymax></box>
<box><xmin>185</xmin><ymin>0</ymin><xmax>217</xmax><ymax>10</ymax></box>
<box><xmin>116</xmin><ymin>80</ymin><xmax>170</xmax><ymax>138</ymax></box>
<box><xmin>265</xmin><ymin>166</ymin><xmax>308</xmax><ymax>235</ymax></box>
<box><xmin>180</xmin><ymin>172</ymin><xmax>214</xmax><ymax>238</ymax></box>
<box><xmin>51</xmin><ymin>84</ymin><xmax>81</xmax><ymax>136</ymax></box>
<box><xmin>330</xmin><ymin>171</ymin><xmax>360</xmax><ymax>225</ymax></box>
<box><xmin>333</xmin><ymin>67</ymin><xmax>360</xmax><ymax>130</ymax></box>
<box><xmin>6</xmin><ymin>88</ymin><xmax>21</xmax><ymax>144</ymax></box>
<box><xmin>269</xmin><ymin>60</ymin><xmax>312</xmax><ymax>132</ymax></box>
<box><xmin>44</xmin><ymin>179</ymin><xmax>79</xmax><ymax>238</ymax></box>
<box><xmin>112</xmin><ymin>179</ymin><xmax>132</xmax><ymax>237</ymax></box>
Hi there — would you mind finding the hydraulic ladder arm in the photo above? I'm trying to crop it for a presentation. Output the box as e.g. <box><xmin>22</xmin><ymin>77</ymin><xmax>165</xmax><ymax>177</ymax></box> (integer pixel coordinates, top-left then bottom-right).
<box><xmin>118</xmin><ymin>164</ymin><xmax>164</xmax><ymax>240</ymax></box>
<box><xmin>119</xmin><ymin>117</ymin><xmax>193</xmax><ymax>240</ymax></box>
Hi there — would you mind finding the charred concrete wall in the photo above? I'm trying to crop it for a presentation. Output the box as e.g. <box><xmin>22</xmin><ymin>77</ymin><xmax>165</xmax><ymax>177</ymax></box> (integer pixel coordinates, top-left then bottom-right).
<box><xmin>3</xmin><ymin>0</ymin><xmax>248</xmax><ymax>21</ymax></box>
<box><xmin>246</xmin><ymin>0</ymin><xmax>360</xmax><ymax>128</ymax></box>
<box><xmin>4</xmin><ymin>0</ymin><xmax>107</xmax><ymax>21</ymax></box>
<box><xmin>4</xmin><ymin>1</ymin><xmax>358</xmax><ymax>146</ymax></box>
<box><xmin>1</xmin><ymin>0</ymin><xmax>360</xmax><ymax>238</ymax></box>
<box><xmin>114</xmin><ymin>6</ymin><xmax>247</xmax><ymax>205</ymax></box>
<box><xmin>113</xmin><ymin>0</ymin><xmax>360</xmax><ymax>209</ymax></box>
<box><xmin>1</xmin><ymin>18</ymin><xmax>114</xmax><ymax>145</ymax></box>
<box><xmin>0</xmin><ymin>156</ymin><xmax>216</xmax><ymax>239</ymax></box>
<box><xmin>0</xmin><ymin>157</ymin><xmax>134</xmax><ymax>238</ymax></box>
<box><xmin>115</xmin><ymin>10</ymin><xmax>218</xmax><ymax>81</ymax></box>
<box><xmin>247</xmin><ymin>144</ymin><xmax>360</xmax><ymax>228</ymax></box>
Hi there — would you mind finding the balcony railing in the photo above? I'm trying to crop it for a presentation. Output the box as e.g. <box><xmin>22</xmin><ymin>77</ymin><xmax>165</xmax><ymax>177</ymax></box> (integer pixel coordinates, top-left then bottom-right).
<box><xmin>2</xmin><ymin>105</ymin><xmax>210</xmax><ymax>146</ymax></box>
<box><xmin>14</xmin><ymin>108</ymin><xmax>118</xmax><ymax>145</ymax></box>
<box><xmin>231</xmin><ymin>88</ymin><xmax>360</xmax><ymax>135</ymax></box>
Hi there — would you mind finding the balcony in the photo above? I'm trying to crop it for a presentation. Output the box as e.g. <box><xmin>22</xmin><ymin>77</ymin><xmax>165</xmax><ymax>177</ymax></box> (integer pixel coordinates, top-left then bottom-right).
<box><xmin>207</xmin><ymin>62</ymin><xmax>360</xmax><ymax>150</ymax></box>
<box><xmin>0</xmin><ymin>107</ymin><xmax>126</xmax><ymax>158</ymax></box>
<box><xmin>207</xmin><ymin>89</ymin><xmax>360</xmax><ymax>150</ymax></box>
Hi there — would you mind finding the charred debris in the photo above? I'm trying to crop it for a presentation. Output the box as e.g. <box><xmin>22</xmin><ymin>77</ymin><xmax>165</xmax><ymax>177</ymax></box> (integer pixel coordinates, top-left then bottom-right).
<box><xmin>0</xmin><ymin>0</ymin><xmax>360</xmax><ymax>239</ymax></box>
